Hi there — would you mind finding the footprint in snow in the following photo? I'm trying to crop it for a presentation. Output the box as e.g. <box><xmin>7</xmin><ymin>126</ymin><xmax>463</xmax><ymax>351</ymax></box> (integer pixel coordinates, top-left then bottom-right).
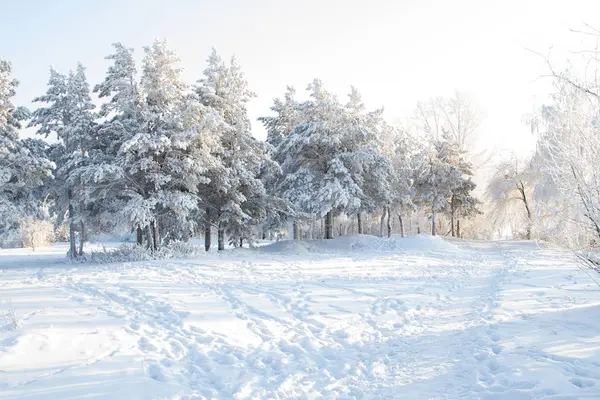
<box><xmin>147</xmin><ymin>363</ymin><xmax>166</xmax><ymax>382</ymax></box>
<box><xmin>570</xmin><ymin>377</ymin><xmax>596</xmax><ymax>388</ymax></box>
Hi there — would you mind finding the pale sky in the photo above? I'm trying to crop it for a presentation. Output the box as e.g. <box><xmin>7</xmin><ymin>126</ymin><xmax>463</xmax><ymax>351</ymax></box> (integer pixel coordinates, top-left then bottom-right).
<box><xmin>2</xmin><ymin>0</ymin><xmax>599</xmax><ymax>158</ymax></box>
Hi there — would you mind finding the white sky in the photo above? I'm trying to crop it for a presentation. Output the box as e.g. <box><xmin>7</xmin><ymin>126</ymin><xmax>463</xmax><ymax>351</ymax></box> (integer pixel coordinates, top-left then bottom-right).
<box><xmin>3</xmin><ymin>0</ymin><xmax>600</xmax><ymax>159</ymax></box>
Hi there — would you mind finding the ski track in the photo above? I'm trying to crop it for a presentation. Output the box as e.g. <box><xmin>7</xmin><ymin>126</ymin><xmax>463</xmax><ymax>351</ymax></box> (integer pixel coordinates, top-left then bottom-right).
<box><xmin>1</xmin><ymin>237</ymin><xmax>600</xmax><ymax>399</ymax></box>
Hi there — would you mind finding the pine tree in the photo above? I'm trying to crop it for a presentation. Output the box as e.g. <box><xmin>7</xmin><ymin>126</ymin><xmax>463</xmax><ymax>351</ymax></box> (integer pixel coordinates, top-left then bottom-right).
<box><xmin>117</xmin><ymin>40</ymin><xmax>201</xmax><ymax>250</ymax></box>
<box><xmin>0</xmin><ymin>59</ymin><xmax>53</xmax><ymax>246</ymax></box>
<box><xmin>29</xmin><ymin>64</ymin><xmax>95</xmax><ymax>257</ymax></box>
<box><xmin>272</xmin><ymin>80</ymin><xmax>392</xmax><ymax>239</ymax></box>
<box><xmin>196</xmin><ymin>49</ymin><xmax>272</xmax><ymax>250</ymax></box>
<box><xmin>86</xmin><ymin>43</ymin><xmax>143</xmax><ymax>241</ymax></box>
<box><xmin>415</xmin><ymin>132</ymin><xmax>479</xmax><ymax>236</ymax></box>
<box><xmin>260</xmin><ymin>86</ymin><xmax>303</xmax><ymax>238</ymax></box>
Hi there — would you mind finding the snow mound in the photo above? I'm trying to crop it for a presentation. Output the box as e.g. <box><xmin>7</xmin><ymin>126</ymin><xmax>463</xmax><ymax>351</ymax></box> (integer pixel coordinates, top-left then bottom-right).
<box><xmin>259</xmin><ymin>234</ymin><xmax>461</xmax><ymax>255</ymax></box>
<box><xmin>381</xmin><ymin>234</ymin><xmax>463</xmax><ymax>253</ymax></box>
<box><xmin>258</xmin><ymin>239</ymin><xmax>311</xmax><ymax>255</ymax></box>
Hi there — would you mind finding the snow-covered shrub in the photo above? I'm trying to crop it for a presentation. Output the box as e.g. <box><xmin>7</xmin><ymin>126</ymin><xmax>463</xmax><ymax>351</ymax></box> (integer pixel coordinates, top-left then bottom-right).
<box><xmin>54</xmin><ymin>222</ymin><xmax>70</xmax><ymax>243</ymax></box>
<box><xmin>18</xmin><ymin>218</ymin><xmax>54</xmax><ymax>250</ymax></box>
<box><xmin>0</xmin><ymin>298</ymin><xmax>18</xmax><ymax>330</ymax></box>
<box><xmin>88</xmin><ymin>241</ymin><xmax>203</xmax><ymax>263</ymax></box>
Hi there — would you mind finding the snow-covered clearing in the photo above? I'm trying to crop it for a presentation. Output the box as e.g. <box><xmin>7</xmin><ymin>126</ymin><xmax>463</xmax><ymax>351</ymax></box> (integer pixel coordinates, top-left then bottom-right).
<box><xmin>1</xmin><ymin>236</ymin><xmax>600</xmax><ymax>399</ymax></box>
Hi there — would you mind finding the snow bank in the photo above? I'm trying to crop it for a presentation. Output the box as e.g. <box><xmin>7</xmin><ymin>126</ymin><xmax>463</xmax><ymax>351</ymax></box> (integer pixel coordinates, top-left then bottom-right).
<box><xmin>258</xmin><ymin>234</ymin><xmax>462</xmax><ymax>256</ymax></box>
<box><xmin>257</xmin><ymin>239</ymin><xmax>312</xmax><ymax>255</ymax></box>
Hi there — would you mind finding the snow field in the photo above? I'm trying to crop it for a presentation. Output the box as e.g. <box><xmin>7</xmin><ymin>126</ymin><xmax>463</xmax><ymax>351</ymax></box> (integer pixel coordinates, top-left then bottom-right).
<box><xmin>0</xmin><ymin>236</ymin><xmax>599</xmax><ymax>399</ymax></box>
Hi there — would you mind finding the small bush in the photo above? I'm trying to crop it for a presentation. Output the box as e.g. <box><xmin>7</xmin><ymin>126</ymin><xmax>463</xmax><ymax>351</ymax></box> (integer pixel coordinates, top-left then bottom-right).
<box><xmin>88</xmin><ymin>241</ymin><xmax>203</xmax><ymax>264</ymax></box>
<box><xmin>18</xmin><ymin>218</ymin><xmax>54</xmax><ymax>250</ymax></box>
<box><xmin>0</xmin><ymin>298</ymin><xmax>18</xmax><ymax>330</ymax></box>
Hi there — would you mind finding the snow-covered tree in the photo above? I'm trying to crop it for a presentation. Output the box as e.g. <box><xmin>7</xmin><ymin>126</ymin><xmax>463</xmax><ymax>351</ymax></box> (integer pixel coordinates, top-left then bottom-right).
<box><xmin>485</xmin><ymin>153</ymin><xmax>538</xmax><ymax>239</ymax></box>
<box><xmin>259</xmin><ymin>86</ymin><xmax>301</xmax><ymax>238</ymax></box>
<box><xmin>83</xmin><ymin>43</ymin><xmax>145</xmax><ymax>242</ymax></box>
<box><xmin>29</xmin><ymin>63</ymin><xmax>95</xmax><ymax>257</ymax></box>
<box><xmin>195</xmin><ymin>49</ymin><xmax>272</xmax><ymax>250</ymax></box>
<box><xmin>531</xmin><ymin>77</ymin><xmax>600</xmax><ymax>247</ymax></box>
<box><xmin>415</xmin><ymin>132</ymin><xmax>479</xmax><ymax>236</ymax></box>
<box><xmin>0</xmin><ymin>59</ymin><xmax>53</xmax><ymax>246</ymax></box>
<box><xmin>344</xmin><ymin>87</ymin><xmax>393</xmax><ymax>236</ymax></box>
<box><xmin>117</xmin><ymin>40</ymin><xmax>208</xmax><ymax>250</ymax></box>
<box><xmin>381</xmin><ymin>123</ymin><xmax>418</xmax><ymax>237</ymax></box>
<box><xmin>271</xmin><ymin>80</ymin><xmax>392</xmax><ymax>239</ymax></box>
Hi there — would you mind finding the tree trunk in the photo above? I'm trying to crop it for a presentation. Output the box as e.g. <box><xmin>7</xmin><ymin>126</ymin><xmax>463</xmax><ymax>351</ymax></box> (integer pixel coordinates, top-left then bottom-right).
<box><xmin>150</xmin><ymin>220</ymin><xmax>158</xmax><ymax>251</ymax></box>
<box><xmin>399</xmin><ymin>215</ymin><xmax>404</xmax><ymax>237</ymax></box>
<box><xmin>357</xmin><ymin>213</ymin><xmax>363</xmax><ymax>234</ymax></box>
<box><xmin>386</xmin><ymin>206</ymin><xmax>392</xmax><ymax>238</ymax></box>
<box><xmin>67</xmin><ymin>189</ymin><xmax>77</xmax><ymax>259</ymax></box>
<box><xmin>379</xmin><ymin>207</ymin><xmax>387</xmax><ymax>237</ymax></box>
<box><xmin>517</xmin><ymin>181</ymin><xmax>532</xmax><ymax>240</ymax></box>
<box><xmin>320</xmin><ymin>217</ymin><xmax>324</xmax><ymax>239</ymax></box>
<box><xmin>450</xmin><ymin>196</ymin><xmax>456</xmax><ymax>237</ymax></box>
<box><xmin>217</xmin><ymin>225</ymin><xmax>225</xmax><ymax>250</ymax></box>
<box><xmin>417</xmin><ymin>224</ymin><xmax>421</xmax><ymax>234</ymax></box>
<box><xmin>136</xmin><ymin>226</ymin><xmax>143</xmax><ymax>246</ymax></box>
<box><xmin>431</xmin><ymin>209</ymin><xmax>437</xmax><ymax>236</ymax></box>
<box><xmin>204</xmin><ymin>208</ymin><xmax>211</xmax><ymax>252</ymax></box>
<box><xmin>146</xmin><ymin>224</ymin><xmax>152</xmax><ymax>250</ymax></box>
<box><xmin>239</xmin><ymin>237</ymin><xmax>243</xmax><ymax>248</ymax></box>
<box><xmin>293</xmin><ymin>219</ymin><xmax>300</xmax><ymax>240</ymax></box>
<box><xmin>78</xmin><ymin>220</ymin><xmax>85</xmax><ymax>256</ymax></box>
<box><xmin>457</xmin><ymin>219</ymin><xmax>461</xmax><ymax>239</ymax></box>
<box><xmin>325</xmin><ymin>211</ymin><xmax>334</xmax><ymax>239</ymax></box>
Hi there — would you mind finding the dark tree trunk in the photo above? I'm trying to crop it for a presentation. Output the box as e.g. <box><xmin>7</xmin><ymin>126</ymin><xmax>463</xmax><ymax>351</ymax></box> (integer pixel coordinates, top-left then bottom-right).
<box><xmin>386</xmin><ymin>207</ymin><xmax>392</xmax><ymax>238</ymax></box>
<box><xmin>204</xmin><ymin>208</ymin><xmax>211</xmax><ymax>252</ymax></box>
<box><xmin>240</xmin><ymin>237</ymin><xmax>243</xmax><ymax>248</ymax></box>
<box><xmin>325</xmin><ymin>211</ymin><xmax>334</xmax><ymax>239</ymax></box>
<box><xmin>150</xmin><ymin>220</ymin><xmax>158</xmax><ymax>251</ymax></box>
<box><xmin>431</xmin><ymin>209</ymin><xmax>437</xmax><ymax>236</ymax></box>
<box><xmin>217</xmin><ymin>225</ymin><xmax>225</xmax><ymax>250</ymax></box>
<box><xmin>457</xmin><ymin>219</ymin><xmax>461</xmax><ymax>239</ymax></box>
<box><xmin>136</xmin><ymin>226</ymin><xmax>143</xmax><ymax>246</ymax></box>
<box><xmin>67</xmin><ymin>189</ymin><xmax>77</xmax><ymax>259</ymax></box>
<box><xmin>450</xmin><ymin>196</ymin><xmax>456</xmax><ymax>237</ymax></box>
<box><xmin>379</xmin><ymin>207</ymin><xmax>387</xmax><ymax>237</ymax></box>
<box><xmin>78</xmin><ymin>220</ymin><xmax>85</xmax><ymax>256</ymax></box>
<box><xmin>293</xmin><ymin>220</ymin><xmax>300</xmax><ymax>240</ymax></box>
<box><xmin>357</xmin><ymin>213</ymin><xmax>363</xmax><ymax>234</ymax></box>
<box><xmin>146</xmin><ymin>224</ymin><xmax>152</xmax><ymax>250</ymax></box>
<box><xmin>399</xmin><ymin>215</ymin><xmax>404</xmax><ymax>237</ymax></box>
<box><xmin>517</xmin><ymin>181</ymin><xmax>532</xmax><ymax>240</ymax></box>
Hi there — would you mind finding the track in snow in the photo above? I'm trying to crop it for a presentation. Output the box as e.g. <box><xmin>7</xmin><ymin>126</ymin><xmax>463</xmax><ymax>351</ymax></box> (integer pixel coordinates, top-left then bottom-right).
<box><xmin>1</xmin><ymin>236</ymin><xmax>600</xmax><ymax>399</ymax></box>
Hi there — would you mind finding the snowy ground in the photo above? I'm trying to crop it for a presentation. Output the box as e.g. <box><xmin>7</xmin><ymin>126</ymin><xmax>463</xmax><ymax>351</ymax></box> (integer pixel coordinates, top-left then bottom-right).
<box><xmin>1</xmin><ymin>236</ymin><xmax>600</xmax><ymax>399</ymax></box>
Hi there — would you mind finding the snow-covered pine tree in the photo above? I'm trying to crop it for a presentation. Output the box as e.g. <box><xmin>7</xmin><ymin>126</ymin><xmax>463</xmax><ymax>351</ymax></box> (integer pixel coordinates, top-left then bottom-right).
<box><xmin>196</xmin><ymin>49</ymin><xmax>272</xmax><ymax>250</ymax></box>
<box><xmin>0</xmin><ymin>59</ymin><xmax>53</xmax><ymax>247</ymax></box>
<box><xmin>259</xmin><ymin>86</ymin><xmax>304</xmax><ymax>239</ymax></box>
<box><xmin>438</xmin><ymin>132</ymin><xmax>480</xmax><ymax>237</ymax></box>
<box><xmin>84</xmin><ymin>43</ymin><xmax>144</xmax><ymax>242</ymax></box>
<box><xmin>344</xmin><ymin>87</ymin><xmax>393</xmax><ymax>236</ymax></box>
<box><xmin>29</xmin><ymin>64</ymin><xmax>95</xmax><ymax>257</ymax></box>
<box><xmin>118</xmin><ymin>40</ymin><xmax>204</xmax><ymax>250</ymax></box>
<box><xmin>65</xmin><ymin>64</ymin><xmax>97</xmax><ymax>255</ymax></box>
<box><xmin>381</xmin><ymin>123</ymin><xmax>418</xmax><ymax>237</ymax></box>
<box><xmin>415</xmin><ymin>132</ymin><xmax>479</xmax><ymax>236</ymax></box>
<box><xmin>274</xmin><ymin>80</ymin><xmax>392</xmax><ymax>239</ymax></box>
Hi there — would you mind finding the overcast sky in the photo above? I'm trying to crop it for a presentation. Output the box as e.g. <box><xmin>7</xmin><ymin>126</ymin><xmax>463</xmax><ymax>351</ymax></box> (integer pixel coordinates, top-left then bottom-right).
<box><xmin>2</xmin><ymin>0</ymin><xmax>599</xmax><ymax>156</ymax></box>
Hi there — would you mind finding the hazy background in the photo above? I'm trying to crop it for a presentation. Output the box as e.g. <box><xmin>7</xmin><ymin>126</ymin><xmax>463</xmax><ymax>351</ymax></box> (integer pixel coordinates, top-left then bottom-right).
<box><xmin>2</xmin><ymin>0</ymin><xmax>598</xmax><ymax>157</ymax></box>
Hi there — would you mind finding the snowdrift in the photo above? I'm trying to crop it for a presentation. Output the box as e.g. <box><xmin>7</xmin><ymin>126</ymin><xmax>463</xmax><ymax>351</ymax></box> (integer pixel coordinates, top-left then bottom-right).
<box><xmin>258</xmin><ymin>234</ymin><xmax>463</xmax><ymax>256</ymax></box>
